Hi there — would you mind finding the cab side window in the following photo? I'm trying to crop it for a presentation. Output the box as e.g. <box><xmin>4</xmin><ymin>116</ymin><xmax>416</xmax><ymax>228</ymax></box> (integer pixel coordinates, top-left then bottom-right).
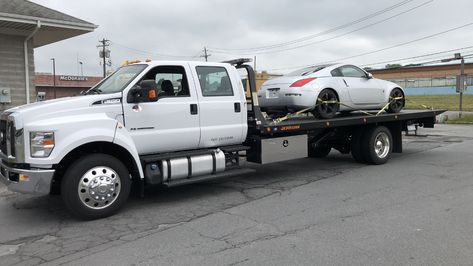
<box><xmin>196</xmin><ymin>66</ymin><xmax>234</xmax><ymax>97</ymax></box>
<box><xmin>141</xmin><ymin>65</ymin><xmax>190</xmax><ymax>97</ymax></box>
<box><xmin>338</xmin><ymin>65</ymin><xmax>367</xmax><ymax>78</ymax></box>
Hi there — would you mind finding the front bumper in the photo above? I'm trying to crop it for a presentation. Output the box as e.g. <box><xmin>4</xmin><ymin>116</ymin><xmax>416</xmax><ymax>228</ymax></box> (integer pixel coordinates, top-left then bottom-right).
<box><xmin>0</xmin><ymin>160</ymin><xmax>55</xmax><ymax>195</ymax></box>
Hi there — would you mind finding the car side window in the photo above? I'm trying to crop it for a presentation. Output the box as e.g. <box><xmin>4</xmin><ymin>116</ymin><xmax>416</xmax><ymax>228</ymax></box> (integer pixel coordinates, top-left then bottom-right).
<box><xmin>330</xmin><ymin>68</ymin><xmax>343</xmax><ymax>77</ymax></box>
<box><xmin>339</xmin><ymin>66</ymin><xmax>367</xmax><ymax>78</ymax></box>
<box><xmin>196</xmin><ymin>66</ymin><xmax>234</xmax><ymax>97</ymax></box>
<box><xmin>141</xmin><ymin>65</ymin><xmax>190</xmax><ymax>97</ymax></box>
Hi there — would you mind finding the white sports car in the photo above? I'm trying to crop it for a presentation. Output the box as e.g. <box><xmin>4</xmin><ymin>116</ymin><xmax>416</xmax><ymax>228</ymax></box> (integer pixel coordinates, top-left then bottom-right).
<box><xmin>258</xmin><ymin>63</ymin><xmax>405</xmax><ymax>119</ymax></box>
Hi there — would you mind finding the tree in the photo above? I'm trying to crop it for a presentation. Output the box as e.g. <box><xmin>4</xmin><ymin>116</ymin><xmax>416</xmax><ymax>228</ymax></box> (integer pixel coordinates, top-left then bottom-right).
<box><xmin>385</xmin><ymin>64</ymin><xmax>402</xmax><ymax>69</ymax></box>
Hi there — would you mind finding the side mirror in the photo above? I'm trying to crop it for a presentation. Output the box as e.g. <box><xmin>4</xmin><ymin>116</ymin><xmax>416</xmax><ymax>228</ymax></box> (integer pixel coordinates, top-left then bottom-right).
<box><xmin>127</xmin><ymin>80</ymin><xmax>158</xmax><ymax>103</ymax></box>
<box><xmin>367</xmin><ymin>73</ymin><xmax>373</xmax><ymax>79</ymax></box>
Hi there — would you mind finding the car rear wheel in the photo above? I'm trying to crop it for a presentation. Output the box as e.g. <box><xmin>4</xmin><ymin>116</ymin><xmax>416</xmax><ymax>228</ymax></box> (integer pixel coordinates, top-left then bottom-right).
<box><xmin>387</xmin><ymin>88</ymin><xmax>404</xmax><ymax>113</ymax></box>
<box><xmin>312</xmin><ymin>89</ymin><xmax>339</xmax><ymax>119</ymax></box>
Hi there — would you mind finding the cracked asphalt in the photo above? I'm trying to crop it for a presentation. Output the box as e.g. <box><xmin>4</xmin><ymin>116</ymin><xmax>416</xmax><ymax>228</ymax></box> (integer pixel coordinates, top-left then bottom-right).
<box><xmin>1</xmin><ymin>124</ymin><xmax>473</xmax><ymax>265</ymax></box>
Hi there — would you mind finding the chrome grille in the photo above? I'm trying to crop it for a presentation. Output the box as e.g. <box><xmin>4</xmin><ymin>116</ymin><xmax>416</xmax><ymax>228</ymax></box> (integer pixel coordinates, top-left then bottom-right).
<box><xmin>0</xmin><ymin>118</ymin><xmax>16</xmax><ymax>158</ymax></box>
<box><xmin>0</xmin><ymin>119</ymin><xmax>6</xmax><ymax>156</ymax></box>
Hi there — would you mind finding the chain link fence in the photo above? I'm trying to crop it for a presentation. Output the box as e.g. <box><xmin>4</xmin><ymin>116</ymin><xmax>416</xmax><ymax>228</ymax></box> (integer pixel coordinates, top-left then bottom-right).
<box><xmin>389</xmin><ymin>76</ymin><xmax>473</xmax><ymax>88</ymax></box>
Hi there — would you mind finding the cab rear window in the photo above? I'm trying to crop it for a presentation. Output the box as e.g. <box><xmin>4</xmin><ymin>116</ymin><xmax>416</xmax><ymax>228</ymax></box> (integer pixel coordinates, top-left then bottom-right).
<box><xmin>196</xmin><ymin>66</ymin><xmax>234</xmax><ymax>97</ymax></box>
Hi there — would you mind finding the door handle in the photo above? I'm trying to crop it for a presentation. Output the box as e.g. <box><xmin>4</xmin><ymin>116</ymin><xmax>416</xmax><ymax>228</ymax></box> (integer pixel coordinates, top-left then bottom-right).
<box><xmin>343</xmin><ymin>79</ymin><xmax>349</xmax><ymax>87</ymax></box>
<box><xmin>234</xmin><ymin>102</ymin><xmax>241</xmax><ymax>113</ymax></box>
<box><xmin>190</xmin><ymin>104</ymin><xmax>198</xmax><ymax>115</ymax></box>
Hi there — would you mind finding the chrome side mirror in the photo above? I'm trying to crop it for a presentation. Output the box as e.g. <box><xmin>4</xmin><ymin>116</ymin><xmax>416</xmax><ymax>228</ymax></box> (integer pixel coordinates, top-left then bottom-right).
<box><xmin>367</xmin><ymin>73</ymin><xmax>373</xmax><ymax>79</ymax></box>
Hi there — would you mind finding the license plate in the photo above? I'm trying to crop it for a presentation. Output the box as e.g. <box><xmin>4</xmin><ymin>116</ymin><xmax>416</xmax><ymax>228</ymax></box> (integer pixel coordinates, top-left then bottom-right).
<box><xmin>266</xmin><ymin>88</ymin><xmax>280</xmax><ymax>99</ymax></box>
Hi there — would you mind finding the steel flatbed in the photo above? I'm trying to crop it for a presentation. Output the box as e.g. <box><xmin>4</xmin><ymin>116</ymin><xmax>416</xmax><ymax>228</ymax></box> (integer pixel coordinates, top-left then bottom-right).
<box><xmin>227</xmin><ymin>59</ymin><xmax>447</xmax><ymax>165</ymax></box>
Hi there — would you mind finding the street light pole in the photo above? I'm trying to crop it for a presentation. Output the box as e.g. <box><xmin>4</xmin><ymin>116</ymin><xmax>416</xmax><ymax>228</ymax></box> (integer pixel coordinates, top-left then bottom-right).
<box><xmin>50</xmin><ymin>58</ymin><xmax>56</xmax><ymax>99</ymax></box>
<box><xmin>79</xmin><ymin>61</ymin><xmax>83</xmax><ymax>77</ymax></box>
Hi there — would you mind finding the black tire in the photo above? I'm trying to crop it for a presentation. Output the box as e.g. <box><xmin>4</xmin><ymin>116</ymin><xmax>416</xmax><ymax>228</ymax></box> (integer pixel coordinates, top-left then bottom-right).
<box><xmin>351</xmin><ymin>129</ymin><xmax>367</xmax><ymax>163</ymax></box>
<box><xmin>387</xmin><ymin>88</ymin><xmax>404</xmax><ymax>113</ymax></box>
<box><xmin>61</xmin><ymin>154</ymin><xmax>131</xmax><ymax>220</ymax></box>
<box><xmin>308</xmin><ymin>144</ymin><xmax>331</xmax><ymax>158</ymax></box>
<box><xmin>361</xmin><ymin>126</ymin><xmax>393</xmax><ymax>165</ymax></box>
<box><xmin>312</xmin><ymin>89</ymin><xmax>339</xmax><ymax>119</ymax></box>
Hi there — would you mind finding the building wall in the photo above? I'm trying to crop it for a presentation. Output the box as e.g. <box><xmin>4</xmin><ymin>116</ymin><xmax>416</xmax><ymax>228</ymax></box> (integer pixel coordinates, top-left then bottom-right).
<box><xmin>369</xmin><ymin>63</ymin><xmax>473</xmax><ymax>80</ymax></box>
<box><xmin>35</xmin><ymin>74</ymin><xmax>103</xmax><ymax>100</ymax></box>
<box><xmin>35</xmin><ymin>86</ymin><xmax>84</xmax><ymax>100</ymax></box>
<box><xmin>0</xmin><ymin>34</ymin><xmax>35</xmax><ymax>111</ymax></box>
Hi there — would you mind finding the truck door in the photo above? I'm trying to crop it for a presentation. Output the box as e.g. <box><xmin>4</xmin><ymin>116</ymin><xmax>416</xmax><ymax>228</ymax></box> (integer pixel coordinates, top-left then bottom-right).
<box><xmin>190</xmin><ymin>63</ymin><xmax>246</xmax><ymax>148</ymax></box>
<box><xmin>123</xmin><ymin>64</ymin><xmax>200</xmax><ymax>154</ymax></box>
<box><xmin>338</xmin><ymin>65</ymin><xmax>383</xmax><ymax>105</ymax></box>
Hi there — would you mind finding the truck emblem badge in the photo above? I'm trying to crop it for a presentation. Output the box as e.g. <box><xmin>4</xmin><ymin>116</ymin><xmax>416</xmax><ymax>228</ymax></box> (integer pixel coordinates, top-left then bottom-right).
<box><xmin>283</xmin><ymin>140</ymin><xmax>289</xmax><ymax>147</ymax></box>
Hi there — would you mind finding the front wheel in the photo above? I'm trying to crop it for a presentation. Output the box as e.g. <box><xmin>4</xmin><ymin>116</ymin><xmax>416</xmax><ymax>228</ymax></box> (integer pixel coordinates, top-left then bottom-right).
<box><xmin>61</xmin><ymin>154</ymin><xmax>131</xmax><ymax>220</ymax></box>
<box><xmin>387</xmin><ymin>88</ymin><xmax>404</xmax><ymax>113</ymax></box>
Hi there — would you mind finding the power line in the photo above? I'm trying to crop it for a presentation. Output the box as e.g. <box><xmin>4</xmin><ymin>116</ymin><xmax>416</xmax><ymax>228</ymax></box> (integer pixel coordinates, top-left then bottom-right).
<box><xmin>209</xmin><ymin>0</ymin><xmax>416</xmax><ymax>52</ymax></box>
<box><xmin>210</xmin><ymin>0</ymin><xmax>432</xmax><ymax>55</ymax></box>
<box><xmin>266</xmin><ymin>21</ymin><xmax>473</xmax><ymax>72</ymax></box>
<box><xmin>111</xmin><ymin>41</ymin><xmax>196</xmax><ymax>59</ymax></box>
<box><xmin>361</xmin><ymin>45</ymin><xmax>473</xmax><ymax>67</ymax></box>
<box><xmin>394</xmin><ymin>52</ymin><xmax>473</xmax><ymax>67</ymax></box>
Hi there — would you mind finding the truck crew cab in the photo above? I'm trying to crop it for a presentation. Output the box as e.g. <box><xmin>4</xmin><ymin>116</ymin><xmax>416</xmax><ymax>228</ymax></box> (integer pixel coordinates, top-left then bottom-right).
<box><xmin>0</xmin><ymin>59</ymin><xmax>445</xmax><ymax>219</ymax></box>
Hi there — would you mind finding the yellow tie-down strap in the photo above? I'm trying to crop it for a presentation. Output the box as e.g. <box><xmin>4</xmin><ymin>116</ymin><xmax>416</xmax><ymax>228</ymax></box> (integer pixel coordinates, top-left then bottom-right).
<box><xmin>272</xmin><ymin>96</ymin><xmax>432</xmax><ymax>124</ymax></box>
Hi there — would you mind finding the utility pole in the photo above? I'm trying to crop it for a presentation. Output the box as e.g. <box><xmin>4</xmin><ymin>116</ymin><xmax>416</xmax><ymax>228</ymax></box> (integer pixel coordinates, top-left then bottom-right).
<box><xmin>97</xmin><ymin>38</ymin><xmax>110</xmax><ymax>77</ymax></box>
<box><xmin>201</xmin><ymin>47</ymin><xmax>211</xmax><ymax>62</ymax></box>
<box><xmin>50</xmin><ymin>58</ymin><xmax>56</xmax><ymax>99</ymax></box>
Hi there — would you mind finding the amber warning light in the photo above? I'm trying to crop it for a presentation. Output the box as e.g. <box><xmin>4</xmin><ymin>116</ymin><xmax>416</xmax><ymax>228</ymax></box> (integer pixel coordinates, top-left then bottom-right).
<box><xmin>148</xmin><ymin>89</ymin><xmax>157</xmax><ymax>100</ymax></box>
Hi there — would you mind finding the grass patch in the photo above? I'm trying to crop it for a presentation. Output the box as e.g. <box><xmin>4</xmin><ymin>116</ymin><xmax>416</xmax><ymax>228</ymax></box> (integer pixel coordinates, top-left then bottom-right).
<box><xmin>405</xmin><ymin>95</ymin><xmax>473</xmax><ymax>112</ymax></box>
<box><xmin>447</xmin><ymin>115</ymin><xmax>473</xmax><ymax>124</ymax></box>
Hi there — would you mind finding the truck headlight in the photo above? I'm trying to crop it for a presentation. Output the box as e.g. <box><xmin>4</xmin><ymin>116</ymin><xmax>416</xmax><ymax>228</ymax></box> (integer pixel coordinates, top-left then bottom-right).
<box><xmin>30</xmin><ymin>132</ymin><xmax>55</xmax><ymax>158</ymax></box>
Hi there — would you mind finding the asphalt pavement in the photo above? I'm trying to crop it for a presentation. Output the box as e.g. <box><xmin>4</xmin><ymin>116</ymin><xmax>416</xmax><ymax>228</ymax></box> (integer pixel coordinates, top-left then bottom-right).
<box><xmin>0</xmin><ymin>124</ymin><xmax>472</xmax><ymax>265</ymax></box>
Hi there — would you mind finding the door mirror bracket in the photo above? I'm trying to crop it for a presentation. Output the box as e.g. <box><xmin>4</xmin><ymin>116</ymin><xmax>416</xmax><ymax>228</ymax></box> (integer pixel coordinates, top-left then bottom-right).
<box><xmin>127</xmin><ymin>80</ymin><xmax>158</xmax><ymax>103</ymax></box>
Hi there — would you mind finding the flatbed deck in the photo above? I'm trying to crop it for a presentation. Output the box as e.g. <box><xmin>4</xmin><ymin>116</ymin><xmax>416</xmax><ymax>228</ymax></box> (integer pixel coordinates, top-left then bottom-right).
<box><xmin>258</xmin><ymin>109</ymin><xmax>447</xmax><ymax>135</ymax></box>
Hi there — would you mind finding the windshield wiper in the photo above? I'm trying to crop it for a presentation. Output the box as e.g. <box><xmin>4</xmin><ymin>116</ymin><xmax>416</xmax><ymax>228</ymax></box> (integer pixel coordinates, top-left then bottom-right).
<box><xmin>82</xmin><ymin>87</ymin><xmax>102</xmax><ymax>95</ymax></box>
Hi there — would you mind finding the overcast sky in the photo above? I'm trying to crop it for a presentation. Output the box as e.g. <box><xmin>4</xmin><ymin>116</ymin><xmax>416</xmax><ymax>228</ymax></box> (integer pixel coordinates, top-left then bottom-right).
<box><xmin>31</xmin><ymin>0</ymin><xmax>473</xmax><ymax>76</ymax></box>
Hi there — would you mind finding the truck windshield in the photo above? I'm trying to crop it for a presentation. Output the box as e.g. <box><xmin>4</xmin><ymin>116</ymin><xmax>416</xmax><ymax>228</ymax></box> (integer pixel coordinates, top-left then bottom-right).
<box><xmin>83</xmin><ymin>64</ymin><xmax>147</xmax><ymax>94</ymax></box>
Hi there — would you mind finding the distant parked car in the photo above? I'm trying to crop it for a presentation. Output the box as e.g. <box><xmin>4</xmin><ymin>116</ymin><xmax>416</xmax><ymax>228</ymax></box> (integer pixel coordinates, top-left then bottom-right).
<box><xmin>258</xmin><ymin>63</ymin><xmax>405</xmax><ymax>119</ymax></box>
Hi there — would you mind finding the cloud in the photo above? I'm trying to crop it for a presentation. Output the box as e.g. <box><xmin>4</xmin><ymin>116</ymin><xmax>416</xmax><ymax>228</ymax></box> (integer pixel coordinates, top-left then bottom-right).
<box><xmin>32</xmin><ymin>0</ymin><xmax>473</xmax><ymax>76</ymax></box>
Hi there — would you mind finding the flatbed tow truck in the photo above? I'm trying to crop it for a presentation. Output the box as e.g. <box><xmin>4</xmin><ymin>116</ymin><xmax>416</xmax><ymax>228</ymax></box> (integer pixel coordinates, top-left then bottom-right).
<box><xmin>0</xmin><ymin>58</ymin><xmax>445</xmax><ymax>219</ymax></box>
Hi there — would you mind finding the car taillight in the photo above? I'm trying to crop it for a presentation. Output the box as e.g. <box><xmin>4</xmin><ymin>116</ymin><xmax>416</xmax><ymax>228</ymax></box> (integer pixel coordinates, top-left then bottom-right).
<box><xmin>289</xmin><ymin>77</ymin><xmax>317</xmax><ymax>87</ymax></box>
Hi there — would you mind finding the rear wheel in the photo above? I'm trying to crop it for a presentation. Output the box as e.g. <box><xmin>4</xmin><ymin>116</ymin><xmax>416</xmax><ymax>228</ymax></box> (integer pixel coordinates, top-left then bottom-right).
<box><xmin>312</xmin><ymin>89</ymin><xmax>339</xmax><ymax>119</ymax></box>
<box><xmin>351</xmin><ymin>129</ymin><xmax>366</xmax><ymax>163</ymax></box>
<box><xmin>308</xmin><ymin>143</ymin><xmax>332</xmax><ymax>158</ymax></box>
<box><xmin>387</xmin><ymin>88</ymin><xmax>404</xmax><ymax>113</ymax></box>
<box><xmin>61</xmin><ymin>154</ymin><xmax>131</xmax><ymax>220</ymax></box>
<box><xmin>361</xmin><ymin>126</ymin><xmax>393</xmax><ymax>165</ymax></box>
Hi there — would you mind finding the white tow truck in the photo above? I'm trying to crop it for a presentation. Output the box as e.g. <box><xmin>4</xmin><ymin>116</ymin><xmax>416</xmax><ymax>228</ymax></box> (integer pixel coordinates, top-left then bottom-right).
<box><xmin>0</xmin><ymin>59</ymin><xmax>445</xmax><ymax>219</ymax></box>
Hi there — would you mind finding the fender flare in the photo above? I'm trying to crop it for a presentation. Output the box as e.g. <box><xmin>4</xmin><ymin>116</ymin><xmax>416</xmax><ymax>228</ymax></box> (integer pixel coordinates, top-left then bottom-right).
<box><xmin>113</xmin><ymin>123</ymin><xmax>144</xmax><ymax>179</ymax></box>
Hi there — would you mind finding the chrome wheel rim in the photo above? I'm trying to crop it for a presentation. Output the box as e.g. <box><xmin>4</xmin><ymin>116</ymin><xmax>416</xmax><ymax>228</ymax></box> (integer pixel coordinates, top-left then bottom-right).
<box><xmin>374</xmin><ymin>132</ymin><xmax>390</xmax><ymax>159</ymax></box>
<box><xmin>78</xmin><ymin>166</ymin><xmax>121</xmax><ymax>210</ymax></box>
